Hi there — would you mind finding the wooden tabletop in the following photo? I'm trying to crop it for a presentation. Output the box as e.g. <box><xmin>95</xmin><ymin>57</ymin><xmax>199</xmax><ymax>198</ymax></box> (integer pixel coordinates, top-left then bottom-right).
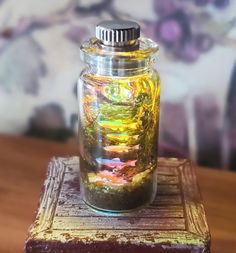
<box><xmin>0</xmin><ymin>135</ymin><xmax>235</xmax><ymax>253</ymax></box>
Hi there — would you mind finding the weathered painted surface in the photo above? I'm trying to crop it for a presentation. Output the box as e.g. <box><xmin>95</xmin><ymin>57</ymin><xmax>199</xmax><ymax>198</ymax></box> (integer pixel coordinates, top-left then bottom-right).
<box><xmin>25</xmin><ymin>157</ymin><xmax>211</xmax><ymax>253</ymax></box>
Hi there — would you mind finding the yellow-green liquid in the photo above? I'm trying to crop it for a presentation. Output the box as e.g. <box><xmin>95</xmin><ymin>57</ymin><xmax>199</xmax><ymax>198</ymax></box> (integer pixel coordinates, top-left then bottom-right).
<box><xmin>78</xmin><ymin>70</ymin><xmax>160</xmax><ymax>211</ymax></box>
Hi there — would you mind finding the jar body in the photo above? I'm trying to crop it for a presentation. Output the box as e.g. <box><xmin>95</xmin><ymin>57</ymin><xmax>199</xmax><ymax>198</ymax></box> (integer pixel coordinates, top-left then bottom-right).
<box><xmin>78</xmin><ymin>67</ymin><xmax>160</xmax><ymax>212</ymax></box>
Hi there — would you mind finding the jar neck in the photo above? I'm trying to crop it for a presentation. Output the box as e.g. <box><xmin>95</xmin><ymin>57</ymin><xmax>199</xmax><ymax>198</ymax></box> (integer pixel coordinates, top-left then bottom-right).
<box><xmin>88</xmin><ymin>58</ymin><xmax>154</xmax><ymax>77</ymax></box>
<box><xmin>80</xmin><ymin>37</ymin><xmax>158</xmax><ymax>77</ymax></box>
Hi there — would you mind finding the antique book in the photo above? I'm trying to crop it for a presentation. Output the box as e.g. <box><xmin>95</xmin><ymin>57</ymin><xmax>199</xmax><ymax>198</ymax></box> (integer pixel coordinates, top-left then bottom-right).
<box><xmin>25</xmin><ymin>157</ymin><xmax>210</xmax><ymax>253</ymax></box>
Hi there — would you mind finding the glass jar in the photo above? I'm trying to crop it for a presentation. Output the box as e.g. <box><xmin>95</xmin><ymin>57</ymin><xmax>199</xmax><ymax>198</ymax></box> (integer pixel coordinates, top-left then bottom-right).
<box><xmin>78</xmin><ymin>20</ymin><xmax>160</xmax><ymax>213</ymax></box>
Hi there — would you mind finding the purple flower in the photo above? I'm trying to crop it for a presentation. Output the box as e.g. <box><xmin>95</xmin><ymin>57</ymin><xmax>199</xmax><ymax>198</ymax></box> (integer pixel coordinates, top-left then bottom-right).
<box><xmin>180</xmin><ymin>42</ymin><xmax>200</xmax><ymax>62</ymax></box>
<box><xmin>158</xmin><ymin>19</ymin><xmax>183</xmax><ymax>44</ymax></box>
<box><xmin>156</xmin><ymin>10</ymin><xmax>191</xmax><ymax>47</ymax></box>
<box><xmin>152</xmin><ymin>6</ymin><xmax>216</xmax><ymax>62</ymax></box>
<box><xmin>194</xmin><ymin>33</ymin><xmax>214</xmax><ymax>52</ymax></box>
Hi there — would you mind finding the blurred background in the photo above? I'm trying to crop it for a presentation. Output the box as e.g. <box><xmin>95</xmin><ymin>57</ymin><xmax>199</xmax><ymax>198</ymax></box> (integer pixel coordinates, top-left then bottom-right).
<box><xmin>0</xmin><ymin>0</ymin><xmax>235</xmax><ymax>170</ymax></box>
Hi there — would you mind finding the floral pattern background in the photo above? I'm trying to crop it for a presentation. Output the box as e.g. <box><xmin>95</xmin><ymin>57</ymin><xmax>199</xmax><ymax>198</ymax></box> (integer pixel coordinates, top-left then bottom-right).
<box><xmin>0</xmin><ymin>0</ymin><xmax>236</xmax><ymax>170</ymax></box>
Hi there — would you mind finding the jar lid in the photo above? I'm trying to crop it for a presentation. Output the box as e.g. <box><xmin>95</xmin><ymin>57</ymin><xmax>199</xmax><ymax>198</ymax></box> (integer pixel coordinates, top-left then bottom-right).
<box><xmin>96</xmin><ymin>20</ymin><xmax>140</xmax><ymax>47</ymax></box>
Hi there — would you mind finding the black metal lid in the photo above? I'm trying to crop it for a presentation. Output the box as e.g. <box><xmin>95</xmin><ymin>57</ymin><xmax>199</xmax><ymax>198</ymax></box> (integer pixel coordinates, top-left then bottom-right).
<box><xmin>96</xmin><ymin>20</ymin><xmax>140</xmax><ymax>47</ymax></box>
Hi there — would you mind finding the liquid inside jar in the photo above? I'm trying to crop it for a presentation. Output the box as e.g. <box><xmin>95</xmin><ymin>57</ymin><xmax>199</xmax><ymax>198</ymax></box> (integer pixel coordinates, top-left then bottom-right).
<box><xmin>78</xmin><ymin>70</ymin><xmax>160</xmax><ymax>212</ymax></box>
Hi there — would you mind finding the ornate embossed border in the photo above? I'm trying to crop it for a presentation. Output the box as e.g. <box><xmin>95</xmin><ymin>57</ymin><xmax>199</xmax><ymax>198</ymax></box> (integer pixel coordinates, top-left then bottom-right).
<box><xmin>26</xmin><ymin>157</ymin><xmax>210</xmax><ymax>252</ymax></box>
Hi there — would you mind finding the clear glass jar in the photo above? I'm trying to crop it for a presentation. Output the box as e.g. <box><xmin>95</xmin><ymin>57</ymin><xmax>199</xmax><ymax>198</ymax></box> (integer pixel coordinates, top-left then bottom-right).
<box><xmin>78</xmin><ymin>21</ymin><xmax>160</xmax><ymax>213</ymax></box>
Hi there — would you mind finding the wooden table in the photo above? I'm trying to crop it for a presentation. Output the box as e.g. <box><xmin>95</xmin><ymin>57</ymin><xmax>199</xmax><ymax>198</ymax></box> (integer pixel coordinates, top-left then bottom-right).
<box><xmin>0</xmin><ymin>135</ymin><xmax>235</xmax><ymax>253</ymax></box>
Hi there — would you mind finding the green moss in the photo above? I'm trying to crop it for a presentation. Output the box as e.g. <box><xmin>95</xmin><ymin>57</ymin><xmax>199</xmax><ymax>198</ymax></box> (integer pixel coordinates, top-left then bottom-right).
<box><xmin>82</xmin><ymin>169</ymin><xmax>157</xmax><ymax>212</ymax></box>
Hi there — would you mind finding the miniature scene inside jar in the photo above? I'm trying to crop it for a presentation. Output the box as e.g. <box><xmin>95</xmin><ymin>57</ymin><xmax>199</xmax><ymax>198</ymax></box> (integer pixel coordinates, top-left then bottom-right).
<box><xmin>78</xmin><ymin>20</ymin><xmax>160</xmax><ymax>212</ymax></box>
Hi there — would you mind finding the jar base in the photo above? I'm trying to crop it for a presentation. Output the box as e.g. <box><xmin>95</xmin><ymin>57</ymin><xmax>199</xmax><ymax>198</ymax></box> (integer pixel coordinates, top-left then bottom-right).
<box><xmin>83</xmin><ymin>199</ymin><xmax>151</xmax><ymax>216</ymax></box>
<box><xmin>81</xmin><ymin>171</ymin><xmax>157</xmax><ymax>214</ymax></box>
